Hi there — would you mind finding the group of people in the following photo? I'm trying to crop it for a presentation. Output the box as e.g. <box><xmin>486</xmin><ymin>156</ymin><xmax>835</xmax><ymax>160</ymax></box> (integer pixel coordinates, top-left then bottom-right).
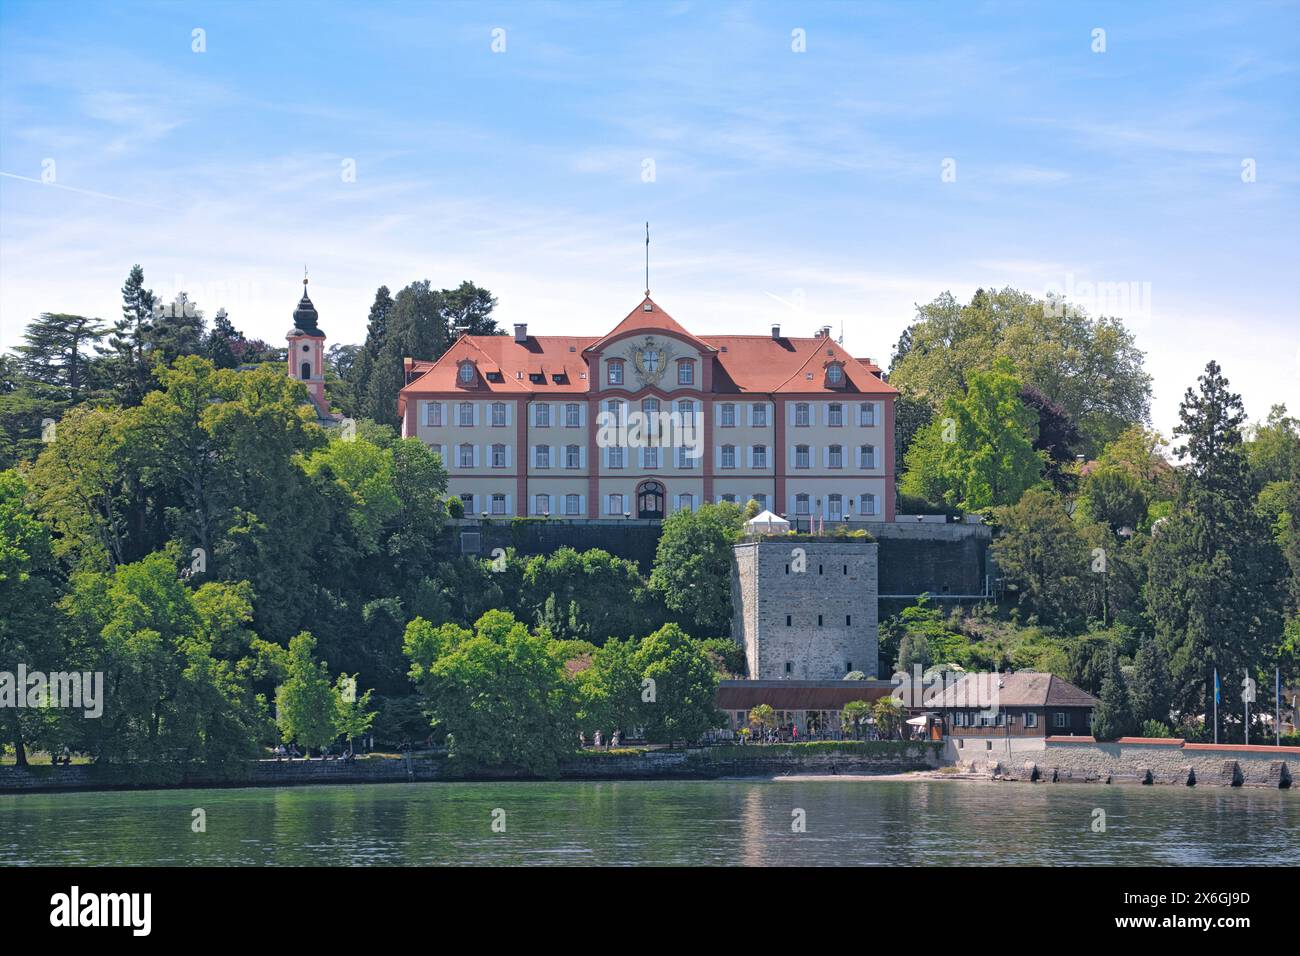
<box><xmin>580</xmin><ymin>730</ymin><xmax>622</xmax><ymax>749</ymax></box>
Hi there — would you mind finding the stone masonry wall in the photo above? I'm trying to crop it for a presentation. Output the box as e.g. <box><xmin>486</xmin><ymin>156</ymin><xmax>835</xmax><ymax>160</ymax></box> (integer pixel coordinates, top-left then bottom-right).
<box><xmin>732</xmin><ymin>540</ymin><xmax>878</xmax><ymax>680</ymax></box>
<box><xmin>980</xmin><ymin>739</ymin><xmax>1299</xmax><ymax>788</ymax></box>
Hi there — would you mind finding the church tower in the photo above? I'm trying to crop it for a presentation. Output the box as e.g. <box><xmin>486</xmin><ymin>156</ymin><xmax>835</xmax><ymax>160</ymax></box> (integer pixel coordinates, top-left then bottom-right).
<box><xmin>286</xmin><ymin>275</ymin><xmax>329</xmax><ymax>418</ymax></box>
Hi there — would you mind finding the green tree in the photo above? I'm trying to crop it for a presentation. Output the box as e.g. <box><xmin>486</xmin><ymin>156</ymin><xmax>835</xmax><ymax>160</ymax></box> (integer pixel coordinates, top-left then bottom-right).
<box><xmin>897</xmin><ymin>632</ymin><xmax>932</xmax><ymax>675</ymax></box>
<box><xmin>103</xmin><ymin>264</ymin><xmax>158</xmax><ymax>406</ymax></box>
<box><xmin>991</xmin><ymin>488</ymin><xmax>1089</xmax><ymax>625</ymax></box>
<box><xmin>524</xmin><ymin>547</ymin><xmax>664</xmax><ymax>644</ymax></box>
<box><xmin>148</xmin><ymin>291</ymin><xmax>206</xmax><ymax>371</ymax></box>
<box><xmin>1097</xmin><ymin>425</ymin><xmax>1174</xmax><ymax>504</ymax></box>
<box><xmin>28</xmin><ymin>404</ymin><xmax>135</xmax><ymax>569</ymax></box>
<box><xmin>61</xmin><ymin>550</ymin><xmax>270</xmax><ymax>767</ymax></box>
<box><xmin>350</xmin><ymin>285</ymin><xmax>394</xmax><ymax>416</ymax></box>
<box><xmin>13</xmin><ymin>313</ymin><xmax>108</xmax><ymax>404</ymax></box>
<box><xmin>575</xmin><ymin>636</ymin><xmax>642</xmax><ymax>740</ymax></box>
<box><xmin>748</xmin><ymin>704</ymin><xmax>777</xmax><ymax>742</ymax></box>
<box><xmin>1129</xmin><ymin>637</ymin><xmax>1173</xmax><ymax>727</ymax></box>
<box><xmin>333</xmin><ymin>673</ymin><xmax>376</xmax><ymax>752</ymax></box>
<box><xmin>635</xmin><ymin>623</ymin><xmax>722</xmax><ymax>748</ymax></box>
<box><xmin>900</xmin><ymin>361</ymin><xmax>1043</xmax><ymax>510</ymax></box>
<box><xmin>1091</xmin><ymin>649</ymin><xmax>1134</xmax><ymax>741</ymax></box>
<box><xmin>1147</xmin><ymin>362</ymin><xmax>1287</xmax><ymax>725</ymax></box>
<box><xmin>649</xmin><ymin>501</ymin><xmax>744</xmax><ymax>635</ymax></box>
<box><xmin>276</xmin><ymin>632</ymin><xmax>338</xmax><ymax>754</ymax></box>
<box><xmin>1244</xmin><ymin>404</ymin><xmax>1300</xmax><ymax>489</ymax></box>
<box><xmin>1083</xmin><ymin>466</ymin><xmax>1148</xmax><ymax>534</ymax></box>
<box><xmin>0</xmin><ymin>470</ymin><xmax>66</xmax><ymax>765</ymax></box>
<box><xmin>404</xmin><ymin>610</ymin><xmax>578</xmax><ymax>774</ymax></box>
<box><xmin>841</xmin><ymin>700</ymin><xmax>872</xmax><ymax>740</ymax></box>
<box><xmin>204</xmin><ymin>308</ymin><xmax>244</xmax><ymax>371</ymax></box>
<box><xmin>871</xmin><ymin>696</ymin><xmax>906</xmax><ymax>739</ymax></box>
<box><xmin>888</xmin><ymin>287</ymin><xmax>1152</xmax><ymax>453</ymax></box>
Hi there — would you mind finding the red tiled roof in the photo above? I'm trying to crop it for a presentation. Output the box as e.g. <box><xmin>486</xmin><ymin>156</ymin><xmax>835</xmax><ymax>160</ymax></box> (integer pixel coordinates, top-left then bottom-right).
<box><xmin>398</xmin><ymin>297</ymin><xmax>898</xmax><ymax>398</ymax></box>
<box><xmin>583</xmin><ymin>297</ymin><xmax>717</xmax><ymax>355</ymax></box>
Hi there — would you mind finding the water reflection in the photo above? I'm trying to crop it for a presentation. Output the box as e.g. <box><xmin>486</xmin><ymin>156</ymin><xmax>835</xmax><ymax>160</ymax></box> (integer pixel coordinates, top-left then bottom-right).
<box><xmin>0</xmin><ymin>780</ymin><xmax>1295</xmax><ymax>866</ymax></box>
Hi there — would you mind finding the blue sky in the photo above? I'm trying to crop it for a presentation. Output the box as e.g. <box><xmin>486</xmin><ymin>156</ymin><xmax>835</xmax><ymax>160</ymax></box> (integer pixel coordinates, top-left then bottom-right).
<box><xmin>1</xmin><ymin>0</ymin><xmax>1297</xmax><ymax>437</ymax></box>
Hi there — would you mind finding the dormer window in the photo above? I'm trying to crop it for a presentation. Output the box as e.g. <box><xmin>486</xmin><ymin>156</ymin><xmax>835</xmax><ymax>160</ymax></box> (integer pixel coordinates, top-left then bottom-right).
<box><xmin>457</xmin><ymin>362</ymin><xmax>475</xmax><ymax>385</ymax></box>
<box><xmin>826</xmin><ymin>363</ymin><xmax>844</xmax><ymax>386</ymax></box>
<box><xmin>608</xmin><ymin>360</ymin><xmax>624</xmax><ymax>385</ymax></box>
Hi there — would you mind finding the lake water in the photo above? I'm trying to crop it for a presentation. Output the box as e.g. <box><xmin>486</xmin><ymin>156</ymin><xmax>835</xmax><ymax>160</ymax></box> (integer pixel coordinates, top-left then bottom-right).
<box><xmin>2</xmin><ymin>778</ymin><xmax>1296</xmax><ymax>866</ymax></box>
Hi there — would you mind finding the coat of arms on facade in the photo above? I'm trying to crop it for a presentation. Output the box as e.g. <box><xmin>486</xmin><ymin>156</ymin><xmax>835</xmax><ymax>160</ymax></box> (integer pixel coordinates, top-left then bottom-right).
<box><xmin>632</xmin><ymin>336</ymin><xmax>673</xmax><ymax>385</ymax></box>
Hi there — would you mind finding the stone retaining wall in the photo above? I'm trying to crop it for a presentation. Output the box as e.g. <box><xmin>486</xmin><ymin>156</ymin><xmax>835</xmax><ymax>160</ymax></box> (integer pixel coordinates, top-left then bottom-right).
<box><xmin>990</xmin><ymin>738</ymin><xmax>1297</xmax><ymax>788</ymax></box>
<box><xmin>0</xmin><ymin>743</ymin><xmax>942</xmax><ymax>793</ymax></box>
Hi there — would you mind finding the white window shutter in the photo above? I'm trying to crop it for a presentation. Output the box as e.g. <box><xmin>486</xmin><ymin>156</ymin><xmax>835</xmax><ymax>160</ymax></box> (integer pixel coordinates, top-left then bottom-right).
<box><xmin>788</xmin><ymin>446</ymin><xmax>795</xmax><ymax>469</ymax></box>
<box><xmin>714</xmin><ymin>446</ymin><xmax>721</xmax><ymax>469</ymax></box>
<box><xmin>578</xmin><ymin>495</ymin><xmax>585</xmax><ymax>516</ymax></box>
<box><xmin>579</xmin><ymin>446</ymin><xmax>587</xmax><ymax>469</ymax></box>
<box><xmin>505</xmin><ymin>494</ymin><xmax>512</xmax><ymax>515</ymax></box>
<box><xmin>506</xmin><ymin>403</ymin><xmax>512</xmax><ymax>427</ymax></box>
<box><xmin>787</xmin><ymin>494</ymin><xmax>795</xmax><ymax>515</ymax></box>
<box><xmin>506</xmin><ymin>446</ymin><xmax>513</xmax><ymax>468</ymax></box>
<box><xmin>473</xmin><ymin>445</ymin><xmax>480</xmax><ymax>468</ymax></box>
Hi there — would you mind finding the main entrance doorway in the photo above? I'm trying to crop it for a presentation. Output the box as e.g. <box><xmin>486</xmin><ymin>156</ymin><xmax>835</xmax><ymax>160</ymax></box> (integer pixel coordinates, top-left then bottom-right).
<box><xmin>637</xmin><ymin>480</ymin><xmax>665</xmax><ymax>519</ymax></box>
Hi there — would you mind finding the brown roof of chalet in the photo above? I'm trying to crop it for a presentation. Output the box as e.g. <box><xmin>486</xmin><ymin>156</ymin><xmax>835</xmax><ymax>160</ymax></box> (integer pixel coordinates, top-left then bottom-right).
<box><xmin>929</xmin><ymin>672</ymin><xmax>1099</xmax><ymax>709</ymax></box>
<box><xmin>715</xmin><ymin>680</ymin><xmax>894</xmax><ymax>711</ymax></box>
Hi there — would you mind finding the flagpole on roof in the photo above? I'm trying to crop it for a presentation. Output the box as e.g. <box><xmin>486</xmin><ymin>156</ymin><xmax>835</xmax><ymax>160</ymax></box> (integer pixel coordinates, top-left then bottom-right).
<box><xmin>645</xmin><ymin>221</ymin><xmax>650</xmax><ymax>297</ymax></box>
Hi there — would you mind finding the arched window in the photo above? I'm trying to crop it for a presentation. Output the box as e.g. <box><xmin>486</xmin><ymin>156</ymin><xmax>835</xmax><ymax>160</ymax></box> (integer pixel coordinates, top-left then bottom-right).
<box><xmin>300</xmin><ymin>361</ymin><xmax>311</xmax><ymax>380</ymax></box>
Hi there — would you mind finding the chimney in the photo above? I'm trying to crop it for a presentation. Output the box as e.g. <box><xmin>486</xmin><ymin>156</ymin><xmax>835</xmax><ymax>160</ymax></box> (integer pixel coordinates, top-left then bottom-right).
<box><xmin>818</xmin><ymin>325</ymin><xmax>832</xmax><ymax>339</ymax></box>
<box><xmin>514</xmin><ymin>323</ymin><xmax>527</xmax><ymax>343</ymax></box>
<box><xmin>771</xmin><ymin>323</ymin><xmax>781</xmax><ymax>340</ymax></box>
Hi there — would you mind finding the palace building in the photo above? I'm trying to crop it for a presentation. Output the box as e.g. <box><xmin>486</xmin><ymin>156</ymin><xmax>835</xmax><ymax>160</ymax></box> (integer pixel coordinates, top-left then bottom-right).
<box><xmin>397</xmin><ymin>296</ymin><xmax>899</xmax><ymax>520</ymax></box>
